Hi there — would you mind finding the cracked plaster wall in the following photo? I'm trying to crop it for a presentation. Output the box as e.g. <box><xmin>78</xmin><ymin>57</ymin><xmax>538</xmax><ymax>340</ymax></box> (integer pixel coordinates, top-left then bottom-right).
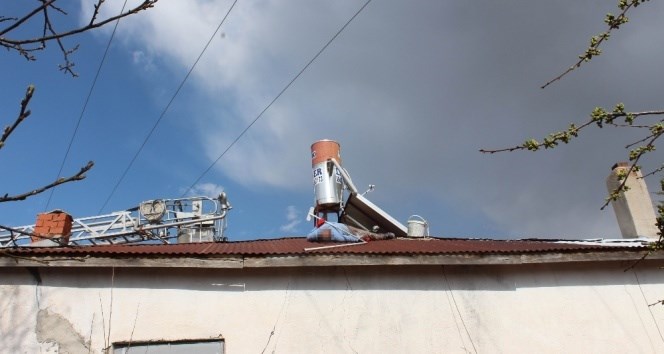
<box><xmin>0</xmin><ymin>262</ymin><xmax>664</xmax><ymax>353</ymax></box>
<box><xmin>36</xmin><ymin>309</ymin><xmax>90</xmax><ymax>354</ymax></box>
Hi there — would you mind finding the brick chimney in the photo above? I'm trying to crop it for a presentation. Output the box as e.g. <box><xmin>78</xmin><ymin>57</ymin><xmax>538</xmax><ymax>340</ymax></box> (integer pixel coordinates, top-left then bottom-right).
<box><xmin>606</xmin><ymin>163</ymin><xmax>658</xmax><ymax>239</ymax></box>
<box><xmin>32</xmin><ymin>210</ymin><xmax>73</xmax><ymax>246</ymax></box>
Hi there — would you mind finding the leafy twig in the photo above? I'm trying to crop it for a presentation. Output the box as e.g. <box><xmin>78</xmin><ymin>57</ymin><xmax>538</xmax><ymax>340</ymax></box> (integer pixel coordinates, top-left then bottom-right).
<box><xmin>480</xmin><ymin>106</ymin><xmax>664</xmax><ymax>154</ymax></box>
<box><xmin>541</xmin><ymin>0</ymin><xmax>650</xmax><ymax>89</ymax></box>
<box><xmin>480</xmin><ymin>104</ymin><xmax>664</xmax><ymax>212</ymax></box>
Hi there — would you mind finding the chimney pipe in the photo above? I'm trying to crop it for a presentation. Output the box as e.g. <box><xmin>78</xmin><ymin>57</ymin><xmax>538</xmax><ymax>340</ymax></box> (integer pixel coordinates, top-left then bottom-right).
<box><xmin>606</xmin><ymin>162</ymin><xmax>658</xmax><ymax>239</ymax></box>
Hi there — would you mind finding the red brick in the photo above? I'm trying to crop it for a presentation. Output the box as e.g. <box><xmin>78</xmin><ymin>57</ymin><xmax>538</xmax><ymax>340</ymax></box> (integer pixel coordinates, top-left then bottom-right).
<box><xmin>52</xmin><ymin>213</ymin><xmax>67</xmax><ymax>222</ymax></box>
<box><xmin>62</xmin><ymin>223</ymin><xmax>72</xmax><ymax>236</ymax></box>
<box><xmin>31</xmin><ymin>211</ymin><xmax>73</xmax><ymax>244</ymax></box>
<box><xmin>34</xmin><ymin>225</ymin><xmax>48</xmax><ymax>233</ymax></box>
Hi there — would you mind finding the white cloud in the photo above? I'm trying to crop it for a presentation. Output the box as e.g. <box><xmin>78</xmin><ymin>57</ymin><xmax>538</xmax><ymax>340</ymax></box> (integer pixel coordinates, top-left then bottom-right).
<box><xmin>187</xmin><ymin>183</ymin><xmax>225</xmax><ymax>197</ymax></box>
<box><xmin>279</xmin><ymin>205</ymin><xmax>302</xmax><ymax>233</ymax></box>
<box><xmin>87</xmin><ymin>0</ymin><xmax>664</xmax><ymax>238</ymax></box>
<box><xmin>131</xmin><ymin>50</ymin><xmax>155</xmax><ymax>72</ymax></box>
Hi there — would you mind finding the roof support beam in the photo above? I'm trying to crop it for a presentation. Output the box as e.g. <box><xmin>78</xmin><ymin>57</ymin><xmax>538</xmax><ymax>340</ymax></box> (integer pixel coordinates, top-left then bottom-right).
<box><xmin>0</xmin><ymin>251</ymin><xmax>661</xmax><ymax>269</ymax></box>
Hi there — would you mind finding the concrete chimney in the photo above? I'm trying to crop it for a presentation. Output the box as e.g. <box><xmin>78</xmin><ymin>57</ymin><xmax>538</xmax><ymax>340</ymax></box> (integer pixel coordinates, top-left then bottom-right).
<box><xmin>606</xmin><ymin>162</ymin><xmax>658</xmax><ymax>239</ymax></box>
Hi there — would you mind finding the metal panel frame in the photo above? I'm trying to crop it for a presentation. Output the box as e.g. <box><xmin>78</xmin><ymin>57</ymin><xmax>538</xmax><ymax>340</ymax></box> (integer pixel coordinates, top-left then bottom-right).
<box><xmin>340</xmin><ymin>193</ymin><xmax>407</xmax><ymax>237</ymax></box>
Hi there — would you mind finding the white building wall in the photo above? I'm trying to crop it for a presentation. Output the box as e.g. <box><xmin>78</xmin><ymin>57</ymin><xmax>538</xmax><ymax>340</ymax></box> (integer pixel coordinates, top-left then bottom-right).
<box><xmin>1</xmin><ymin>262</ymin><xmax>664</xmax><ymax>353</ymax></box>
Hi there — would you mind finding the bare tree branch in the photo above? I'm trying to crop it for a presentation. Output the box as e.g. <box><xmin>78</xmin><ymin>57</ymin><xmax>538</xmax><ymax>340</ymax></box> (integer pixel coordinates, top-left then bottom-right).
<box><xmin>46</xmin><ymin>1</ymin><xmax>68</xmax><ymax>16</ymax></box>
<box><xmin>643</xmin><ymin>164</ymin><xmax>664</xmax><ymax>178</ymax></box>
<box><xmin>649</xmin><ymin>299</ymin><xmax>664</xmax><ymax>307</ymax></box>
<box><xmin>90</xmin><ymin>0</ymin><xmax>106</xmax><ymax>27</ymax></box>
<box><xmin>38</xmin><ymin>1</ymin><xmax>77</xmax><ymax>76</ymax></box>
<box><xmin>0</xmin><ymin>224</ymin><xmax>32</xmax><ymax>236</ymax></box>
<box><xmin>0</xmin><ymin>224</ymin><xmax>67</xmax><ymax>247</ymax></box>
<box><xmin>609</xmin><ymin>123</ymin><xmax>655</xmax><ymax>129</ymax></box>
<box><xmin>0</xmin><ymin>0</ymin><xmax>160</xmax><ymax>208</ymax></box>
<box><xmin>0</xmin><ymin>0</ymin><xmax>158</xmax><ymax>76</ymax></box>
<box><xmin>0</xmin><ymin>1</ymin><xmax>54</xmax><ymax>37</ymax></box>
<box><xmin>0</xmin><ymin>17</ymin><xmax>19</xmax><ymax>24</ymax></box>
<box><xmin>1</xmin><ymin>1</ymin><xmax>157</xmax><ymax>44</ymax></box>
<box><xmin>0</xmin><ymin>85</ymin><xmax>34</xmax><ymax>150</ymax></box>
<box><xmin>625</xmin><ymin>129</ymin><xmax>661</xmax><ymax>149</ymax></box>
<box><xmin>0</xmin><ymin>161</ymin><xmax>94</xmax><ymax>203</ymax></box>
<box><xmin>1</xmin><ymin>86</ymin><xmax>96</xmax><ymax>205</ymax></box>
<box><xmin>0</xmin><ymin>247</ymin><xmax>53</xmax><ymax>263</ymax></box>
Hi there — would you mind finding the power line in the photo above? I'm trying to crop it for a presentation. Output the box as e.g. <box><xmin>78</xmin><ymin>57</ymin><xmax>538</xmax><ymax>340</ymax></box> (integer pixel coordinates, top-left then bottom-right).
<box><xmin>634</xmin><ymin>270</ymin><xmax>664</xmax><ymax>344</ymax></box>
<box><xmin>182</xmin><ymin>0</ymin><xmax>373</xmax><ymax>197</ymax></box>
<box><xmin>44</xmin><ymin>0</ymin><xmax>130</xmax><ymax>210</ymax></box>
<box><xmin>442</xmin><ymin>266</ymin><xmax>478</xmax><ymax>354</ymax></box>
<box><xmin>98</xmin><ymin>0</ymin><xmax>238</xmax><ymax>213</ymax></box>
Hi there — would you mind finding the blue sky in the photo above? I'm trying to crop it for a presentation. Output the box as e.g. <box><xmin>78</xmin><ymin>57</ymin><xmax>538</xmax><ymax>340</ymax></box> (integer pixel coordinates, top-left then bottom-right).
<box><xmin>1</xmin><ymin>1</ymin><xmax>663</xmax><ymax>240</ymax></box>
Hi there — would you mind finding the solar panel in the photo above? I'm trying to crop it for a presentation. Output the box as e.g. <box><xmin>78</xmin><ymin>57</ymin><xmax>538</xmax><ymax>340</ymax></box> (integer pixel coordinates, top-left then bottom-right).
<box><xmin>340</xmin><ymin>193</ymin><xmax>407</xmax><ymax>237</ymax></box>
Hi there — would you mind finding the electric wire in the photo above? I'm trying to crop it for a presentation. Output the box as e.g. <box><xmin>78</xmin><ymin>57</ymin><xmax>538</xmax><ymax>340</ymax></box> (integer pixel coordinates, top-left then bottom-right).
<box><xmin>98</xmin><ymin>0</ymin><xmax>238</xmax><ymax>213</ymax></box>
<box><xmin>634</xmin><ymin>270</ymin><xmax>664</xmax><ymax>344</ymax></box>
<box><xmin>44</xmin><ymin>0</ymin><xmax>129</xmax><ymax>210</ymax></box>
<box><xmin>181</xmin><ymin>0</ymin><xmax>372</xmax><ymax>197</ymax></box>
<box><xmin>442</xmin><ymin>266</ymin><xmax>478</xmax><ymax>354</ymax></box>
<box><xmin>261</xmin><ymin>279</ymin><xmax>292</xmax><ymax>354</ymax></box>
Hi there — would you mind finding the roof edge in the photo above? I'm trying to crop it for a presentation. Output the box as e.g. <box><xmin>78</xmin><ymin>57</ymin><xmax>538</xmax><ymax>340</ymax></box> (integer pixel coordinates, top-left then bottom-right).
<box><xmin>0</xmin><ymin>249</ymin><xmax>660</xmax><ymax>268</ymax></box>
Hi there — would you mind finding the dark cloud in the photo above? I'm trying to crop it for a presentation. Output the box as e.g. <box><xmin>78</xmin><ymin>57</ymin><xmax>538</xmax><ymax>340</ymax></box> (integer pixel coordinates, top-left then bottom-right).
<box><xmin>97</xmin><ymin>0</ymin><xmax>664</xmax><ymax>238</ymax></box>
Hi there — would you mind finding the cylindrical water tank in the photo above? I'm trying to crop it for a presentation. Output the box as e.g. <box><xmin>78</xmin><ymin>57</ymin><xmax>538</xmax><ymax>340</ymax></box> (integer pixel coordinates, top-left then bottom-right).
<box><xmin>311</xmin><ymin>140</ymin><xmax>343</xmax><ymax>209</ymax></box>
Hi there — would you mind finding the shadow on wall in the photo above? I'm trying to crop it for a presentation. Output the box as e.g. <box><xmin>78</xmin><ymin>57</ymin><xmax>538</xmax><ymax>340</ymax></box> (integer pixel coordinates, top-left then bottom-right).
<box><xmin>1</xmin><ymin>260</ymin><xmax>663</xmax><ymax>292</ymax></box>
<box><xmin>0</xmin><ymin>283</ymin><xmax>36</xmax><ymax>353</ymax></box>
<box><xmin>0</xmin><ymin>271</ymin><xmax>93</xmax><ymax>353</ymax></box>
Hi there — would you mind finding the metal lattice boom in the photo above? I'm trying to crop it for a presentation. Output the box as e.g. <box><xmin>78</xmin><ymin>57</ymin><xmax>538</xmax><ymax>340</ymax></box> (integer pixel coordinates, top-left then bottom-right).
<box><xmin>0</xmin><ymin>194</ymin><xmax>231</xmax><ymax>247</ymax></box>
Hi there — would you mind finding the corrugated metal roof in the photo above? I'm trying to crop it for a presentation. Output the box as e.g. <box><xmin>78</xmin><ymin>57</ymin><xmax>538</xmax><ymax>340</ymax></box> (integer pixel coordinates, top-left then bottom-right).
<box><xmin>2</xmin><ymin>237</ymin><xmax>648</xmax><ymax>257</ymax></box>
